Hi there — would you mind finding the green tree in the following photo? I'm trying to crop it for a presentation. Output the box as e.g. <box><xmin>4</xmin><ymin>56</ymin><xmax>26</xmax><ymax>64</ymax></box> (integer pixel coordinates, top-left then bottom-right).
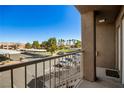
<box><xmin>69</xmin><ymin>39</ymin><xmax>71</xmax><ymax>46</ymax></box>
<box><xmin>62</xmin><ymin>39</ymin><xmax>65</xmax><ymax>45</ymax></box>
<box><xmin>25</xmin><ymin>43</ymin><xmax>32</xmax><ymax>49</ymax></box>
<box><xmin>75</xmin><ymin>40</ymin><xmax>81</xmax><ymax>48</ymax></box>
<box><xmin>41</xmin><ymin>41</ymin><xmax>48</xmax><ymax>49</ymax></box>
<box><xmin>72</xmin><ymin>39</ymin><xmax>76</xmax><ymax>45</ymax></box>
<box><xmin>59</xmin><ymin>45</ymin><xmax>65</xmax><ymax>49</ymax></box>
<box><xmin>47</xmin><ymin>37</ymin><xmax>57</xmax><ymax>55</ymax></box>
<box><xmin>32</xmin><ymin>41</ymin><xmax>40</xmax><ymax>49</ymax></box>
<box><xmin>57</xmin><ymin>39</ymin><xmax>61</xmax><ymax>46</ymax></box>
<box><xmin>66</xmin><ymin>40</ymin><xmax>69</xmax><ymax>46</ymax></box>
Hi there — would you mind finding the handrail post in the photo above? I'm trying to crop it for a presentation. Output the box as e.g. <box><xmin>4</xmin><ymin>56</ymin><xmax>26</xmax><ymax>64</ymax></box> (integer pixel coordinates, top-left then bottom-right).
<box><xmin>10</xmin><ymin>69</ymin><xmax>14</xmax><ymax>88</ymax></box>
<box><xmin>49</xmin><ymin>60</ymin><xmax>51</xmax><ymax>88</ymax></box>
<box><xmin>35</xmin><ymin>63</ymin><xmax>37</xmax><ymax>88</ymax></box>
<box><xmin>25</xmin><ymin>66</ymin><xmax>27</xmax><ymax>88</ymax></box>
<box><xmin>54</xmin><ymin>58</ymin><xmax>56</xmax><ymax>88</ymax></box>
<box><xmin>43</xmin><ymin>61</ymin><xmax>45</xmax><ymax>88</ymax></box>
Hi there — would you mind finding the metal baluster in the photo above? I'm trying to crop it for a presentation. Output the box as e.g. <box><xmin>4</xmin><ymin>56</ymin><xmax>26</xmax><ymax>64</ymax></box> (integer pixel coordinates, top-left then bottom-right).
<box><xmin>11</xmin><ymin>69</ymin><xmax>13</xmax><ymax>88</ymax></box>
<box><xmin>71</xmin><ymin>54</ymin><xmax>73</xmax><ymax>75</ymax></box>
<box><xmin>43</xmin><ymin>61</ymin><xmax>45</xmax><ymax>88</ymax></box>
<box><xmin>25</xmin><ymin>66</ymin><xmax>27</xmax><ymax>88</ymax></box>
<box><xmin>69</xmin><ymin>55</ymin><xmax>72</xmax><ymax>87</ymax></box>
<box><xmin>49</xmin><ymin>60</ymin><xmax>51</xmax><ymax>88</ymax></box>
<box><xmin>78</xmin><ymin>53</ymin><xmax>81</xmax><ymax>79</ymax></box>
<box><xmin>76</xmin><ymin>54</ymin><xmax>78</xmax><ymax>73</ymax></box>
<box><xmin>75</xmin><ymin>54</ymin><xmax>77</xmax><ymax>83</ymax></box>
<box><xmin>65</xmin><ymin>56</ymin><xmax>68</xmax><ymax>88</ymax></box>
<box><xmin>69</xmin><ymin>55</ymin><xmax>71</xmax><ymax>77</ymax></box>
<box><xmin>58</xmin><ymin>58</ymin><xmax>60</xmax><ymax>87</ymax></box>
<box><xmin>71</xmin><ymin>54</ymin><xmax>74</xmax><ymax>86</ymax></box>
<box><xmin>79</xmin><ymin>53</ymin><xmax>81</xmax><ymax>73</ymax></box>
<box><xmin>67</xmin><ymin>55</ymin><xmax>69</xmax><ymax>78</ymax></box>
<box><xmin>61</xmin><ymin>57</ymin><xmax>64</xmax><ymax>88</ymax></box>
<box><xmin>68</xmin><ymin>55</ymin><xmax>70</xmax><ymax>88</ymax></box>
<box><xmin>64</xmin><ymin>56</ymin><xmax>67</xmax><ymax>87</ymax></box>
<box><xmin>73</xmin><ymin>54</ymin><xmax>76</xmax><ymax>73</ymax></box>
<box><xmin>71</xmin><ymin>54</ymin><xmax>74</xmax><ymax>87</ymax></box>
<box><xmin>59</xmin><ymin>57</ymin><xmax>63</xmax><ymax>87</ymax></box>
<box><xmin>54</xmin><ymin>58</ymin><xmax>56</xmax><ymax>88</ymax></box>
<box><xmin>35</xmin><ymin>64</ymin><xmax>37</xmax><ymax>88</ymax></box>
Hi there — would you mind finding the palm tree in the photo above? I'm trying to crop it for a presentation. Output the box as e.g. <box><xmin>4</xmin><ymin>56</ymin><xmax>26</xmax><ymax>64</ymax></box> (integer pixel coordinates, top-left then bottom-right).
<box><xmin>62</xmin><ymin>39</ymin><xmax>65</xmax><ymax>45</ymax></box>
<box><xmin>74</xmin><ymin>39</ymin><xmax>76</xmax><ymax>44</ymax></box>
<box><xmin>60</xmin><ymin>39</ymin><xmax>62</xmax><ymax>46</ymax></box>
<box><xmin>69</xmin><ymin>39</ymin><xmax>71</xmax><ymax>46</ymax></box>
<box><xmin>66</xmin><ymin>40</ymin><xmax>68</xmax><ymax>46</ymax></box>
<box><xmin>72</xmin><ymin>39</ymin><xmax>75</xmax><ymax>45</ymax></box>
<box><xmin>58</xmin><ymin>39</ymin><xmax>60</xmax><ymax>46</ymax></box>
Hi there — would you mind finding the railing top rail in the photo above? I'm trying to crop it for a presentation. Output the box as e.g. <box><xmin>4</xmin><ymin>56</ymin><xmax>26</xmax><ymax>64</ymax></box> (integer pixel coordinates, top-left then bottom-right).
<box><xmin>0</xmin><ymin>50</ymin><xmax>81</xmax><ymax>72</ymax></box>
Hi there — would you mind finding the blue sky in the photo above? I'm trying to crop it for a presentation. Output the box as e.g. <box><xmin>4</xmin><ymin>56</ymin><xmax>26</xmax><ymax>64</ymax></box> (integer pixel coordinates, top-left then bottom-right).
<box><xmin>0</xmin><ymin>5</ymin><xmax>81</xmax><ymax>43</ymax></box>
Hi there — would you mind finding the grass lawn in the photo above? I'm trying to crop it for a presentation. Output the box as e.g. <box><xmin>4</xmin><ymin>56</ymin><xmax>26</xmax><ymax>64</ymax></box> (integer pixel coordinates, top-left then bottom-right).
<box><xmin>57</xmin><ymin>49</ymin><xmax>74</xmax><ymax>53</ymax></box>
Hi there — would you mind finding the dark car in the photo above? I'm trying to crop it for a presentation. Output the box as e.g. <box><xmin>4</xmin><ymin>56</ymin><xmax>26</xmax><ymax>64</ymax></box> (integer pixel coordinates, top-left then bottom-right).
<box><xmin>57</xmin><ymin>52</ymin><xmax>65</xmax><ymax>55</ymax></box>
<box><xmin>53</xmin><ymin>64</ymin><xmax>63</xmax><ymax>68</ymax></box>
<box><xmin>0</xmin><ymin>55</ymin><xmax>10</xmax><ymax>62</ymax></box>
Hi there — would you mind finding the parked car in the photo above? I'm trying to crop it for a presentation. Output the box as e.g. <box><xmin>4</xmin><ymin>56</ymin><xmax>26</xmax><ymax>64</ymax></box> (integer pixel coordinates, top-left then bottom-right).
<box><xmin>64</xmin><ymin>58</ymin><xmax>73</xmax><ymax>62</ymax></box>
<box><xmin>0</xmin><ymin>55</ymin><xmax>10</xmax><ymax>62</ymax></box>
<box><xmin>72</xmin><ymin>54</ymin><xmax>81</xmax><ymax>63</ymax></box>
<box><xmin>53</xmin><ymin>63</ymin><xmax>63</xmax><ymax>68</ymax></box>
<box><xmin>57</xmin><ymin>52</ymin><xmax>65</xmax><ymax>55</ymax></box>
<box><xmin>59</xmin><ymin>60</ymin><xmax>69</xmax><ymax>65</ymax></box>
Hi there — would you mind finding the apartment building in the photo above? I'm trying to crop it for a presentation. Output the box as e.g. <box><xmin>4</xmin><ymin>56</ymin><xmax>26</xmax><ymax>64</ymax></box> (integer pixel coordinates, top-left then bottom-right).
<box><xmin>0</xmin><ymin>42</ymin><xmax>25</xmax><ymax>50</ymax></box>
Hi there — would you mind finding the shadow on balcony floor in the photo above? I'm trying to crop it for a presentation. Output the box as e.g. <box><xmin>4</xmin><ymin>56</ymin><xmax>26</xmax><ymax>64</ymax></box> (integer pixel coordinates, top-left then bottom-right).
<box><xmin>78</xmin><ymin>67</ymin><xmax>123</xmax><ymax>88</ymax></box>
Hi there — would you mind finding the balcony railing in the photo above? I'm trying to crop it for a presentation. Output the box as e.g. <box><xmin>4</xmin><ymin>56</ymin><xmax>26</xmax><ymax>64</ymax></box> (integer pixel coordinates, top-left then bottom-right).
<box><xmin>0</xmin><ymin>50</ymin><xmax>81</xmax><ymax>88</ymax></box>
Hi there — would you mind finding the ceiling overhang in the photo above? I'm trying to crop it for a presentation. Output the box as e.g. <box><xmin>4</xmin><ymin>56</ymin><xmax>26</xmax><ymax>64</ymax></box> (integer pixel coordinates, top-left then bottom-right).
<box><xmin>76</xmin><ymin>5</ymin><xmax>122</xmax><ymax>23</ymax></box>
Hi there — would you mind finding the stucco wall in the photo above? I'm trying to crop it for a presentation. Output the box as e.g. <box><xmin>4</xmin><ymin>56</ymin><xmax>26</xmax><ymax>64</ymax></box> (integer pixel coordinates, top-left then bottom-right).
<box><xmin>115</xmin><ymin>6</ymin><xmax>124</xmax><ymax>84</ymax></box>
<box><xmin>115</xmin><ymin>6</ymin><xmax>124</xmax><ymax>69</ymax></box>
<box><xmin>96</xmin><ymin>23</ymin><xmax>115</xmax><ymax>69</ymax></box>
<box><xmin>82</xmin><ymin>11</ymin><xmax>96</xmax><ymax>81</ymax></box>
<box><xmin>116</xmin><ymin>6</ymin><xmax>124</xmax><ymax>28</ymax></box>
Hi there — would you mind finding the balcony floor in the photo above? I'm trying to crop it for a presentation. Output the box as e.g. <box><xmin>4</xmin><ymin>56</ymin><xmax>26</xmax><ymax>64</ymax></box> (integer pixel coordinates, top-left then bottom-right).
<box><xmin>78</xmin><ymin>67</ymin><xmax>123</xmax><ymax>88</ymax></box>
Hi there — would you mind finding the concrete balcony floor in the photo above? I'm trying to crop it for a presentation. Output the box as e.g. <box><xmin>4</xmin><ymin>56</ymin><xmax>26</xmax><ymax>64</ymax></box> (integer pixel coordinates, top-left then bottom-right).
<box><xmin>78</xmin><ymin>67</ymin><xmax>123</xmax><ymax>88</ymax></box>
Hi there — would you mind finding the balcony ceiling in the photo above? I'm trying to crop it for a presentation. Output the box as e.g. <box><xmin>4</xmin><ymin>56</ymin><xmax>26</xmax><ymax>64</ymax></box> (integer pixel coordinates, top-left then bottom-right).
<box><xmin>76</xmin><ymin>5</ymin><xmax>122</xmax><ymax>23</ymax></box>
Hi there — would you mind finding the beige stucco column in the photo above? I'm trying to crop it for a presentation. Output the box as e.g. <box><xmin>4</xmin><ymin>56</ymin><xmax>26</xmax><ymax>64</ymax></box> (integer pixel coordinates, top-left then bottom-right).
<box><xmin>81</xmin><ymin>11</ymin><xmax>96</xmax><ymax>81</ymax></box>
